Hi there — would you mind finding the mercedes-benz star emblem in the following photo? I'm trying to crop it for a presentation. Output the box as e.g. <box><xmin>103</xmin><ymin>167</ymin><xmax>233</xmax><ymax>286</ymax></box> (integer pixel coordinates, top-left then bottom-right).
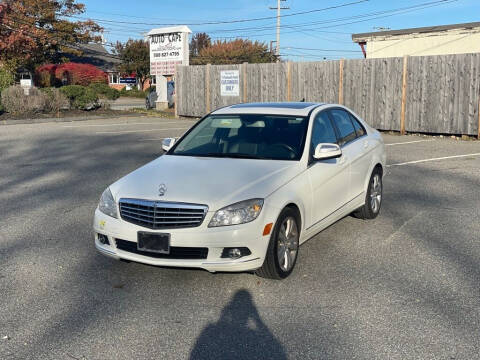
<box><xmin>158</xmin><ymin>183</ymin><xmax>167</xmax><ymax>196</ymax></box>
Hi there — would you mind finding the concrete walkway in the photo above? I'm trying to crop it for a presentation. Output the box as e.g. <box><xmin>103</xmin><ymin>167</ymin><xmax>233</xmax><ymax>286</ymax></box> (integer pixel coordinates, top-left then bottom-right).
<box><xmin>107</xmin><ymin>97</ymin><xmax>145</xmax><ymax>110</ymax></box>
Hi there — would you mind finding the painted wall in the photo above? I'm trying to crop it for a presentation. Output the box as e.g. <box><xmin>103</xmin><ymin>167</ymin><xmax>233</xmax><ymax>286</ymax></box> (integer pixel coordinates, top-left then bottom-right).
<box><xmin>365</xmin><ymin>29</ymin><xmax>480</xmax><ymax>58</ymax></box>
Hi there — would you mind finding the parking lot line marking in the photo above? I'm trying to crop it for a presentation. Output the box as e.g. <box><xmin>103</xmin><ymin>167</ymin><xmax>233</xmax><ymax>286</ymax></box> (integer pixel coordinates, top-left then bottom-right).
<box><xmin>63</xmin><ymin>122</ymin><xmax>185</xmax><ymax>128</ymax></box>
<box><xmin>388</xmin><ymin>153</ymin><xmax>480</xmax><ymax>167</ymax></box>
<box><xmin>95</xmin><ymin>127</ymin><xmax>189</xmax><ymax>134</ymax></box>
<box><xmin>386</xmin><ymin>139</ymin><xmax>435</xmax><ymax>146</ymax></box>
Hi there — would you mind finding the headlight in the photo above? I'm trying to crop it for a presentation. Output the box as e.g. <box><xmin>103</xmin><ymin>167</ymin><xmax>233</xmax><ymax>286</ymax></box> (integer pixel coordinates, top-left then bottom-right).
<box><xmin>208</xmin><ymin>199</ymin><xmax>264</xmax><ymax>227</ymax></box>
<box><xmin>98</xmin><ymin>187</ymin><xmax>118</xmax><ymax>218</ymax></box>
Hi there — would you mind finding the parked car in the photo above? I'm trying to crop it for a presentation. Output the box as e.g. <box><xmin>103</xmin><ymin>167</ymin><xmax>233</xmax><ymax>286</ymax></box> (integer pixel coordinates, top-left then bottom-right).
<box><xmin>145</xmin><ymin>81</ymin><xmax>175</xmax><ymax>109</ymax></box>
<box><xmin>94</xmin><ymin>102</ymin><xmax>386</xmax><ymax>279</ymax></box>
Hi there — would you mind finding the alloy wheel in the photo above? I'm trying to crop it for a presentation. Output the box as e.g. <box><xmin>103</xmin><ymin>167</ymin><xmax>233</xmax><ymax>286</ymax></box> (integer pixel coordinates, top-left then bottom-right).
<box><xmin>277</xmin><ymin>217</ymin><xmax>299</xmax><ymax>272</ymax></box>
<box><xmin>370</xmin><ymin>173</ymin><xmax>382</xmax><ymax>214</ymax></box>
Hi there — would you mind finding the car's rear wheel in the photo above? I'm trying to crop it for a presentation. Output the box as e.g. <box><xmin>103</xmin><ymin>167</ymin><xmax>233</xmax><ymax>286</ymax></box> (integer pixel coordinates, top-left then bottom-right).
<box><xmin>256</xmin><ymin>208</ymin><xmax>300</xmax><ymax>279</ymax></box>
<box><xmin>353</xmin><ymin>167</ymin><xmax>383</xmax><ymax>219</ymax></box>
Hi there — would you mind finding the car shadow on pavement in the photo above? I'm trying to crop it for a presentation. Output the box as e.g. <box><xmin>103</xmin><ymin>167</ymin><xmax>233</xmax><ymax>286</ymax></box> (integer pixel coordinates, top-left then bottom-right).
<box><xmin>189</xmin><ymin>289</ymin><xmax>287</xmax><ymax>360</ymax></box>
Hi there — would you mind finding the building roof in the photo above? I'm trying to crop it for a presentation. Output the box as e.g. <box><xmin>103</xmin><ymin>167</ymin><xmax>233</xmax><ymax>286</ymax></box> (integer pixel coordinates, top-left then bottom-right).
<box><xmin>147</xmin><ymin>26</ymin><xmax>192</xmax><ymax>36</ymax></box>
<box><xmin>213</xmin><ymin>102</ymin><xmax>326</xmax><ymax>116</ymax></box>
<box><xmin>352</xmin><ymin>21</ymin><xmax>480</xmax><ymax>43</ymax></box>
<box><xmin>64</xmin><ymin>43</ymin><xmax>122</xmax><ymax>72</ymax></box>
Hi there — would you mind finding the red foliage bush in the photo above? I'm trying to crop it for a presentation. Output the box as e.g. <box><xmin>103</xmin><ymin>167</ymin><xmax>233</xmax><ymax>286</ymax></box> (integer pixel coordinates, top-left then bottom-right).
<box><xmin>35</xmin><ymin>62</ymin><xmax>107</xmax><ymax>87</ymax></box>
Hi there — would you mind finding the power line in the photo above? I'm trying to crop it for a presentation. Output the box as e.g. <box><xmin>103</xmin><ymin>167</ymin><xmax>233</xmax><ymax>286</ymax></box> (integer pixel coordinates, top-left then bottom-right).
<box><xmin>199</xmin><ymin>0</ymin><xmax>459</xmax><ymax>40</ymax></box>
<box><xmin>63</xmin><ymin>0</ymin><xmax>369</xmax><ymax>26</ymax></box>
<box><xmin>285</xmin><ymin>46</ymin><xmax>360</xmax><ymax>52</ymax></box>
<box><xmin>92</xmin><ymin>0</ymin><xmax>457</xmax><ymax>45</ymax></box>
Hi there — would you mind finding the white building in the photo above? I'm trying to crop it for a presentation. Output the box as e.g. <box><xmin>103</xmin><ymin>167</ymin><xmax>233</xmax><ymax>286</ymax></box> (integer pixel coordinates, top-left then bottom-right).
<box><xmin>352</xmin><ymin>22</ymin><xmax>480</xmax><ymax>59</ymax></box>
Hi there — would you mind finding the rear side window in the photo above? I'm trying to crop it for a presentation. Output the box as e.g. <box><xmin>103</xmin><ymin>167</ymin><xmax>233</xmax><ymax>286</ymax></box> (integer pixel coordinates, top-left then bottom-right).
<box><xmin>349</xmin><ymin>114</ymin><xmax>366</xmax><ymax>137</ymax></box>
<box><xmin>329</xmin><ymin>109</ymin><xmax>356</xmax><ymax>146</ymax></box>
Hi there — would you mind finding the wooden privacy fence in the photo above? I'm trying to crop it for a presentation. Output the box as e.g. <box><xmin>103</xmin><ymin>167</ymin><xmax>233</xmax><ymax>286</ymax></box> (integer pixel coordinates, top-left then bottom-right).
<box><xmin>176</xmin><ymin>53</ymin><xmax>480</xmax><ymax>137</ymax></box>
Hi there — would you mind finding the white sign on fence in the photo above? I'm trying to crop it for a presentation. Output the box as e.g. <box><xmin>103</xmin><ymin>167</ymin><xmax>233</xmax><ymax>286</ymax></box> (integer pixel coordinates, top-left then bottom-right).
<box><xmin>220</xmin><ymin>70</ymin><xmax>240</xmax><ymax>97</ymax></box>
<box><xmin>148</xmin><ymin>26</ymin><xmax>191</xmax><ymax>76</ymax></box>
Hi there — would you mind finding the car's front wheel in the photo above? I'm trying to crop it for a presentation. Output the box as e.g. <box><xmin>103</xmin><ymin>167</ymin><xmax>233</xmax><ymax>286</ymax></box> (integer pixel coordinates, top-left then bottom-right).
<box><xmin>353</xmin><ymin>167</ymin><xmax>383</xmax><ymax>219</ymax></box>
<box><xmin>256</xmin><ymin>208</ymin><xmax>300</xmax><ymax>280</ymax></box>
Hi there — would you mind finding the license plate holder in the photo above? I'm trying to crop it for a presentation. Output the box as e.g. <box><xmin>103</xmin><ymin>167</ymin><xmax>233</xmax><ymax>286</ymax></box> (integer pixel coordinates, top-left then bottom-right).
<box><xmin>137</xmin><ymin>232</ymin><xmax>170</xmax><ymax>254</ymax></box>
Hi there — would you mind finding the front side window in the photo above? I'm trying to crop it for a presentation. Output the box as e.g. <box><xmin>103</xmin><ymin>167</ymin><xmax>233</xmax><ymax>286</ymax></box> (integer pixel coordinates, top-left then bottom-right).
<box><xmin>310</xmin><ymin>111</ymin><xmax>338</xmax><ymax>156</ymax></box>
<box><xmin>170</xmin><ymin>114</ymin><xmax>309</xmax><ymax>161</ymax></box>
<box><xmin>329</xmin><ymin>109</ymin><xmax>357</xmax><ymax>146</ymax></box>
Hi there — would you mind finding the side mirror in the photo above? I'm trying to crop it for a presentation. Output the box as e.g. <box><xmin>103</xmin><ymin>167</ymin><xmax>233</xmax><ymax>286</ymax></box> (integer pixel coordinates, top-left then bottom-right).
<box><xmin>162</xmin><ymin>138</ymin><xmax>176</xmax><ymax>152</ymax></box>
<box><xmin>313</xmin><ymin>143</ymin><xmax>342</xmax><ymax>160</ymax></box>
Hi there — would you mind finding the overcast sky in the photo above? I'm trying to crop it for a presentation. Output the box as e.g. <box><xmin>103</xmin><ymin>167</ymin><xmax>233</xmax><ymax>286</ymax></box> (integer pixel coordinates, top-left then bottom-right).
<box><xmin>79</xmin><ymin>0</ymin><xmax>479</xmax><ymax>60</ymax></box>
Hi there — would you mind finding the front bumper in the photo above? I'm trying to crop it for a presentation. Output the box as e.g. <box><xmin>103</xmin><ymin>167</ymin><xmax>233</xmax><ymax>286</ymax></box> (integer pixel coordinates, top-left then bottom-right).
<box><xmin>93</xmin><ymin>208</ymin><xmax>271</xmax><ymax>272</ymax></box>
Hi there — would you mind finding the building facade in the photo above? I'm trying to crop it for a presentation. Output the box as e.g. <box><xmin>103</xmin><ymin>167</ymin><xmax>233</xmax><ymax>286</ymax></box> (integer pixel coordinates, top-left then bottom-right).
<box><xmin>352</xmin><ymin>22</ymin><xmax>480</xmax><ymax>59</ymax></box>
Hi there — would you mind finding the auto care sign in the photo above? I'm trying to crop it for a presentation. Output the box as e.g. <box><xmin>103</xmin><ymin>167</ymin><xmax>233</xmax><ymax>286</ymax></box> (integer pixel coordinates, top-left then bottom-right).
<box><xmin>220</xmin><ymin>70</ymin><xmax>240</xmax><ymax>97</ymax></box>
<box><xmin>148</xmin><ymin>26</ymin><xmax>191</xmax><ymax>76</ymax></box>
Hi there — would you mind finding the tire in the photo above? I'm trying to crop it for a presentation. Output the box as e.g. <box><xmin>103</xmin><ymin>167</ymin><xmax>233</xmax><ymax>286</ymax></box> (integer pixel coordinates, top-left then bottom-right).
<box><xmin>353</xmin><ymin>168</ymin><xmax>383</xmax><ymax>220</ymax></box>
<box><xmin>145</xmin><ymin>99</ymin><xmax>150</xmax><ymax>110</ymax></box>
<box><xmin>256</xmin><ymin>208</ymin><xmax>300</xmax><ymax>280</ymax></box>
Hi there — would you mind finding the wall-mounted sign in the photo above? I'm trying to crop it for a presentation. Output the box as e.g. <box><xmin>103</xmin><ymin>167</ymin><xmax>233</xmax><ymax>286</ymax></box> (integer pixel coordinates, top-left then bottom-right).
<box><xmin>220</xmin><ymin>70</ymin><xmax>240</xmax><ymax>97</ymax></box>
<box><xmin>148</xmin><ymin>26</ymin><xmax>191</xmax><ymax>76</ymax></box>
<box><xmin>119</xmin><ymin>77</ymin><xmax>137</xmax><ymax>84</ymax></box>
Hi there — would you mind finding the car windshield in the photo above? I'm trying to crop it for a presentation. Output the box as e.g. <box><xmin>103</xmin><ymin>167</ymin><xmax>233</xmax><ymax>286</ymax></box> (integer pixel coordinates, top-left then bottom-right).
<box><xmin>170</xmin><ymin>114</ymin><xmax>309</xmax><ymax>160</ymax></box>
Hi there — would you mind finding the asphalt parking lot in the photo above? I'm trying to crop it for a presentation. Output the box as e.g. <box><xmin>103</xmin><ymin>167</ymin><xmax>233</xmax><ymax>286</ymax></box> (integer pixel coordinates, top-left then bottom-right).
<box><xmin>1</xmin><ymin>117</ymin><xmax>479</xmax><ymax>360</ymax></box>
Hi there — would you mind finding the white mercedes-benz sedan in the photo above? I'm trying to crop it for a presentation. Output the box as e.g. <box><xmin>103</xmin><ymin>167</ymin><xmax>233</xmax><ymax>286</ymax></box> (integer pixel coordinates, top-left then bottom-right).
<box><xmin>94</xmin><ymin>102</ymin><xmax>386</xmax><ymax>279</ymax></box>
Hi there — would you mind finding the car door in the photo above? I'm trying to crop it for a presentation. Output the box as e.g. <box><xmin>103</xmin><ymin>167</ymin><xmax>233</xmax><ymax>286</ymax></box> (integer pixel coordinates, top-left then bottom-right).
<box><xmin>306</xmin><ymin>110</ymin><xmax>351</xmax><ymax>228</ymax></box>
<box><xmin>328</xmin><ymin>109</ymin><xmax>371</xmax><ymax>201</ymax></box>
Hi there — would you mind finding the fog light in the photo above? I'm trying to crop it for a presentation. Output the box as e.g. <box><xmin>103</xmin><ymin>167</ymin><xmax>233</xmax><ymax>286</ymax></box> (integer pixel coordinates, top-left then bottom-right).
<box><xmin>221</xmin><ymin>247</ymin><xmax>251</xmax><ymax>259</ymax></box>
<box><xmin>229</xmin><ymin>248</ymin><xmax>242</xmax><ymax>259</ymax></box>
<box><xmin>97</xmin><ymin>233</ymin><xmax>109</xmax><ymax>245</ymax></box>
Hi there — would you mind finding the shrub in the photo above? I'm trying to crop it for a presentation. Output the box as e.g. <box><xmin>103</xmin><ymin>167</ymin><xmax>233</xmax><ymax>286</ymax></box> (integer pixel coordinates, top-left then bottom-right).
<box><xmin>60</xmin><ymin>85</ymin><xmax>99</xmax><ymax>110</ymax></box>
<box><xmin>0</xmin><ymin>67</ymin><xmax>15</xmax><ymax>112</ymax></box>
<box><xmin>56</xmin><ymin>63</ymin><xmax>107</xmax><ymax>86</ymax></box>
<box><xmin>1</xmin><ymin>86</ymin><xmax>48</xmax><ymax>115</ymax></box>
<box><xmin>35</xmin><ymin>62</ymin><xmax>108</xmax><ymax>87</ymax></box>
<box><xmin>35</xmin><ymin>64</ymin><xmax>59</xmax><ymax>87</ymax></box>
<box><xmin>120</xmin><ymin>87</ymin><xmax>147</xmax><ymax>98</ymax></box>
<box><xmin>41</xmin><ymin>88</ymin><xmax>70</xmax><ymax>113</ymax></box>
<box><xmin>88</xmin><ymin>83</ymin><xmax>120</xmax><ymax>100</ymax></box>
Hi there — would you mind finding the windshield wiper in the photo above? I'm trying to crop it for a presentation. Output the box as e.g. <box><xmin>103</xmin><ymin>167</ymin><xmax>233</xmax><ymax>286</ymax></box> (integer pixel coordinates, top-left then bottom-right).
<box><xmin>202</xmin><ymin>152</ymin><xmax>262</xmax><ymax>159</ymax></box>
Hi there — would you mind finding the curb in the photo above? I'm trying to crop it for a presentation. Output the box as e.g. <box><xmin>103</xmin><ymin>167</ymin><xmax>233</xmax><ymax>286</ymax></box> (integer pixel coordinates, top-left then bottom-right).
<box><xmin>0</xmin><ymin>113</ymin><xmax>148</xmax><ymax>126</ymax></box>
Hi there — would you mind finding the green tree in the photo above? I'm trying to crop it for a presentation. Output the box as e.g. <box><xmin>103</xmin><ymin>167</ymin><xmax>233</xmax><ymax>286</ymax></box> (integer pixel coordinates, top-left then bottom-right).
<box><xmin>0</xmin><ymin>0</ymin><xmax>102</xmax><ymax>70</ymax></box>
<box><xmin>114</xmin><ymin>39</ymin><xmax>150</xmax><ymax>89</ymax></box>
<box><xmin>191</xmin><ymin>39</ymin><xmax>278</xmax><ymax>65</ymax></box>
<box><xmin>190</xmin><ymin>32</ymin><xmax>211</xmax><ymax>60</ymax></box>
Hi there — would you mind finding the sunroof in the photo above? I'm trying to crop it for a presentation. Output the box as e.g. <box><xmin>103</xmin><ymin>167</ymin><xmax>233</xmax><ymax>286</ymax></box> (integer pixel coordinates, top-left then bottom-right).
<box><xmin>230</xmin><ymin>102</ymin><xmax>319</xmax><ymax>109</ymax></box>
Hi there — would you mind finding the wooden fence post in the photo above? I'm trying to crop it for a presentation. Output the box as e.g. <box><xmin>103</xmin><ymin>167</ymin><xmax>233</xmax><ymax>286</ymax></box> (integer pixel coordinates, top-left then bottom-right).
<box><xmin>400</xmin><ymin>56</ymin><xmax>408</xmax><ymax>135</ymax></box>
<box><xmin>338</xmin><ymin>59</ymin><xmax>345</xmax><ymax>105</ymax></box>
<box><xmin>205</xmin><ymin>63</ymin><xmax>211</xmax><ymax>114</ymax></box>
<box><xmin>243</xmin><ymin>62</ymin><xmax>248</xmax><ymax>103</ymax></box>
<box><xmin>287</xmin><ymin>61</ymin><xmax>292</xmax><ymax>102</ymax></box>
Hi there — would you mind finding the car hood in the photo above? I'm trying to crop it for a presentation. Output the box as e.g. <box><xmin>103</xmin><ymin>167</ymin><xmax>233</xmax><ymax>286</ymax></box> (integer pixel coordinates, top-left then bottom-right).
<box><xmin>110</xmin><ymin>154</ymin><xmax>302</xmax><ymax>210</ymax></box>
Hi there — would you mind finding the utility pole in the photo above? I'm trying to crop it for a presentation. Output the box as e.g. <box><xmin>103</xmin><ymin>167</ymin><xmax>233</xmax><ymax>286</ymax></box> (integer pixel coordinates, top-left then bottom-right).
<box><xmin>269</xmin><ymin>0</ymin><xmax>289</xmax><ymax>60</ymax></box>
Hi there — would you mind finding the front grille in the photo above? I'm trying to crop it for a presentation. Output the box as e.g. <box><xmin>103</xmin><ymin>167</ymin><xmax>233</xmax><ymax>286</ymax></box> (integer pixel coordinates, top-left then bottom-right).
<box><xmin>115</xmin><ymin>239</ymin><xmax>208</xmax><ymax>260</ymax></box>
<box><xmin>119</xmin><ymin>198</ymin><xmax>208</xmax><ymax>230</ymax></box>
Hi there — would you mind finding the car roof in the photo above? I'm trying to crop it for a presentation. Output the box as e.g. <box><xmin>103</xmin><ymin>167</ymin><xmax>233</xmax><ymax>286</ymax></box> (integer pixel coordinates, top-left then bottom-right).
<box><xmin>212</xmin><ymin>102</ymin><xmax>328</xmax><ymax>117</ymax></box>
